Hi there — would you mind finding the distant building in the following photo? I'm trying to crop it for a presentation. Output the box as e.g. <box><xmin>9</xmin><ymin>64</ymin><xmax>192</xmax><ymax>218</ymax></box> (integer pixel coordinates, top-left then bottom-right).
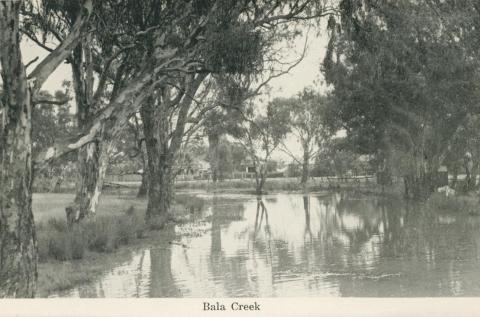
<box><xmin>177</xmin><ymin>159</ymin><xmax>210</xmax><ymax>179</ymax></box>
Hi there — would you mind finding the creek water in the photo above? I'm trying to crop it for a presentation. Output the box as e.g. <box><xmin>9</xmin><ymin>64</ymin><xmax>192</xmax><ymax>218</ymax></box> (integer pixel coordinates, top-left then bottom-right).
<box><xmin>54</xmin><ymin>191</ymin><xmax>480</xmax><ymax>297</ymax></box>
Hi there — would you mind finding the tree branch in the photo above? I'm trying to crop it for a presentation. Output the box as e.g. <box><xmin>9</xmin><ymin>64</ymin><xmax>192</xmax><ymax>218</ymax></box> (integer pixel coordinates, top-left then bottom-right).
<box><xmin>28</xmin><ymin>0</ymin><xmax>93</xmax><ymax>94</ymax></box>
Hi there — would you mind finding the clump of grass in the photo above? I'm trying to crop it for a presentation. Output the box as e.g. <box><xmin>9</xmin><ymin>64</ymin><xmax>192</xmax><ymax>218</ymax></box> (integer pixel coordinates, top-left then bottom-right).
<box><xmin>37</xmin><ymin>206</ymin><xmax>146</xmax><ymax>263</ymax></box>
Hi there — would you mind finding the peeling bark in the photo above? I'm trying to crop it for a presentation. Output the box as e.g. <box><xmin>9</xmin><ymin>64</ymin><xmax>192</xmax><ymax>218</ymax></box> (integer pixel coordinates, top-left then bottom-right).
<box><xmin>0</xmin><ymin>0</ymin><xmax>92</xmax><ymax>296</ymax></box>
<box><xmin>66</xmin><ymin>41</ymin><xmax>110</xmax><ymax>224</ymax></box>
<box><xmin>66</xmin><ymin>138</ymin><xmax>112</xmax><ymax>224</ymax></box>
<box><xmin>0</xmin><ymin>2</ymin><xmax>36</xmax><ymax>297</ymax></box>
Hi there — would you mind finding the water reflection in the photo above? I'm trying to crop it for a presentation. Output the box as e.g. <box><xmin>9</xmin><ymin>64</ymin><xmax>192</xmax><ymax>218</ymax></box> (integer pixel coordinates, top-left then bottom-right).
<box><xmin>150</xmin><ymin>226</ymin><xmax>181</xmax><ymax>297</ymax></box>
<box><xmin>58</xmin><ymin>192</ymin><xmax>480</xmax><ymax>297</ymax></box>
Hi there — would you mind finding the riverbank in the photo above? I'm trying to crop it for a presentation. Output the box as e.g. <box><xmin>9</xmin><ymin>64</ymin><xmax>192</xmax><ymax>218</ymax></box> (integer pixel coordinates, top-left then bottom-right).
<box><xmin>34</xmin><ymin>176</ymin><xmax>382</xmax><ymax>194</ymax></box>
<box><xmin>34</xmin><ymin>193</ymin><xmax>204</xmax><ymax>297</ymax></box>
<box><xmin>175</xmin><ymin>176</ymin><xmax>392</xmax><ymax>195</ymax></box>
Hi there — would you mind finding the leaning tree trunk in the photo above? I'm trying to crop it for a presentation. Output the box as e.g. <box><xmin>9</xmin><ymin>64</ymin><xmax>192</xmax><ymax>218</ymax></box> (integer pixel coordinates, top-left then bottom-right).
<box><xmin>0</xmin><ymin>3</ymin><xmax>37</xmax><ymax>297</ymax></box>
<box><xmin>208</xmin><ymin>133</ymin><xmax>221</xmax><ymax>183</ymax></box>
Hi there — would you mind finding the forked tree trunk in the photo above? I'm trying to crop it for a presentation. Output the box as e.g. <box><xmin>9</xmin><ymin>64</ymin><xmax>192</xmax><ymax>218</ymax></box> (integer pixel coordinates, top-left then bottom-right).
<box><xmin>254</xmin><ymin>166</ymin><xmax>267</xmax><ymax>196</ymax></box>
<box><xmin>0</xmin><ymin>2</ymin><xmax>37</xmax><ymax>297</ymax></box>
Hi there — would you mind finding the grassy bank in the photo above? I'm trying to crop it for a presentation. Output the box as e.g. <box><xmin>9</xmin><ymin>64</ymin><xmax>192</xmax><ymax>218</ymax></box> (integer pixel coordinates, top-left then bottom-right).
<box><xmin>34</xmin><ymin>193</ymin><xmax>202</xmax><ymax>297</ymax></box>
<box><xmin>175</xmin><ymin>176</ymin><xmax>381</xmax><ymax>194</ymax></box>
<box><xmin>35</xmin><ymin>176</ymin><xmax>381</xmax><ymax>195</ymax></box>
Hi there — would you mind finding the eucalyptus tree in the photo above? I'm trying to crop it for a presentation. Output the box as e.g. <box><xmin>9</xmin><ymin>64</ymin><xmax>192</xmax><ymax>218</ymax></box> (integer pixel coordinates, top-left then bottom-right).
<box><xmin>24</xmin><ymin>0</ymin><xmax>200</xmax><ymax>222</ymax></box>
<box><xmin>0</xmin><ymin>0</ymin><xmax>93</xmax><ymax>297</ymax></box>
<box><xmin>323</xmin><ymin>0</ymin><xmax>480</xmax><ymax>199</ymax></box>
<box><xmin>137</xmin><ymin>0</ymin><xmax>338</xmax><ymax>225</ymax></box>
<box><xmin>0</xmin><ymin>0</ymin><xmax>335</xmax><ymax>296</ymax></box>
<box><xmin>203</xmin><ymin>76</ymin><xmax>249</xmax><ymax>182</ymax></box>
<box><xmin>238</xmin><ymin>102</ymin><xmax>290</xmax><ymax>195</ymax></box>
<box><xmin>276</xmin><ymin>88</ymin><xmax>331</xmax><ymax>188</ymax></box>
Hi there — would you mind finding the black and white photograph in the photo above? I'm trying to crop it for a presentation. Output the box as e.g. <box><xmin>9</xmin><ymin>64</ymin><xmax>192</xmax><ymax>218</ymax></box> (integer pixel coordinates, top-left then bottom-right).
<box><xmin>1</xmin><ymin>0</ymin><xmax>480</xmax><ymax>315</ymax></box>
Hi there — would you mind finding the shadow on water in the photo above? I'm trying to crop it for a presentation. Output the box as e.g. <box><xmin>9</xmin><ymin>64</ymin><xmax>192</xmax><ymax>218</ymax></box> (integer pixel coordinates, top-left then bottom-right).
<box><xmin>57</xmin><ymin>191</ymin><xmax>480</xmax><ymax>297</ymax></box>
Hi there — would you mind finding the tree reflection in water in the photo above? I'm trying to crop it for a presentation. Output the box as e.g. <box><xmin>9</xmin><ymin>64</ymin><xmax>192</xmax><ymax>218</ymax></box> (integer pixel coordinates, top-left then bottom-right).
<box><xmin>58</xmin><ymin>192</ymin><xmax>480</xmax><ymax>297</ymax></box>
<box><xmin>149</xmin><ymin>225</ymin><xmax>181</xmax><ymax>297</ymax></box>
<box><xmin>208</xmin><ymin>194</ymin><xmax>256</xmax><ymax>296</ymax></box>
<box><xmin>254</xmin><ymin>197</ymin><xmax>270</xmax><ymax>236</ymax></box>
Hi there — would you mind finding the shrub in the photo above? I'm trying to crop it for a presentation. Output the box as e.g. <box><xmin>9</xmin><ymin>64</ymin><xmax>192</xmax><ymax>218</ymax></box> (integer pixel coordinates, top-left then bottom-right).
<box><xmin>46</xmin><ymin>217</ymin><xmax>68</xmax><ymax>232</ymax></box>
<box><xmin>37</xmin><ymin>223</ymin><xmax>86</xmax><ymax>262</ymax></box>
<box><xmin>66</xmin><ymin>227</ymin><xmax>86</xmax><ymax>260</ymax></box>
<box><xmin>86</xmin><ymin>217</ymin><xmax>118</xmax><ymax>253</ymax></box>
<box><xmin>47</xmin><ymin>233</ymin><xmax>68</xmax><ymax>261</ymax></box>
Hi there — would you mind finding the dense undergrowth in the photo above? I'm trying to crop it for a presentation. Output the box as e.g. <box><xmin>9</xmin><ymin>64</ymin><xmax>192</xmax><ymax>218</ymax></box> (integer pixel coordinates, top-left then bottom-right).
<box><xmin>37</xmin><ymin>206</ymin><xmax>145</xmax><ymax>263</ymax></box>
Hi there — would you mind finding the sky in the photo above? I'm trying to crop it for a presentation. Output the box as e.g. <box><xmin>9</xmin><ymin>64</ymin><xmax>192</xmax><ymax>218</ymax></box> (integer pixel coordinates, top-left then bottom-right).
<box><xmin>268</xmin><ymin>32</ymin><xmax>329</xmax><ymax>98</ymax></box>
<box><xmin>22</xmin><ymin>27</ymin><xmax>331</xmax><ymax>163</ymax></box>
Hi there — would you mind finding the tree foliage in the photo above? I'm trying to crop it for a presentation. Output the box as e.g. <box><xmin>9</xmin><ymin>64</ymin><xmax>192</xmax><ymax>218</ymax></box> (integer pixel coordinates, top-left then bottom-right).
<box><xmin>323</xmin><ymin>0</ymin><xmax>480</xmax><ymax>198</ymax></box>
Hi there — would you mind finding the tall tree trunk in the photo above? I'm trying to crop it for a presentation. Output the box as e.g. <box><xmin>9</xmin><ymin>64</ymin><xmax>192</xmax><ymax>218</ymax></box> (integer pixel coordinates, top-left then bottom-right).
<box><xmin>141</xmin><ymin>75</ymin><xmax>207</xmax><ymax>227</ymax></box>
<box><xmin>137</xmin><ymin>141</ymin><xmax>149</xmax><ymax>198</ymax></box>
<box><xmin>301</xmin><ymin>148</ymin><xmax>310</xmax><ymax>189</ymax></box>
<box><xmin>0</xmin><ymin>2</ymin><xmax>37</xmax><ymax>297</ymax></box>
<box><xmin>137</xmin><ymin>172</ymin><xmax>148</xmax><ymax>198</ymax></box>
<box><xmin>208</xmin><ymin>133</ymin><xmax>220</xmax><ymax>183</ymax></box>
<box><xmin>66</xmin><ymin>44</ymin><xmax>109</xmax><ymax>224</ymax></box>
<box><xmin>0</xmin><ymin>0</ymin><xmax>92</xmax><ymax>296</ymax></box>
<box><xmin>145</xmin><ymin>159</ymin><xmax>174</xmax><ymax>227</ymax></box>
<box><xmin>141</xmin><ymin>99</ymin><xmax>174</xmax><ymax>227</ymax></box>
